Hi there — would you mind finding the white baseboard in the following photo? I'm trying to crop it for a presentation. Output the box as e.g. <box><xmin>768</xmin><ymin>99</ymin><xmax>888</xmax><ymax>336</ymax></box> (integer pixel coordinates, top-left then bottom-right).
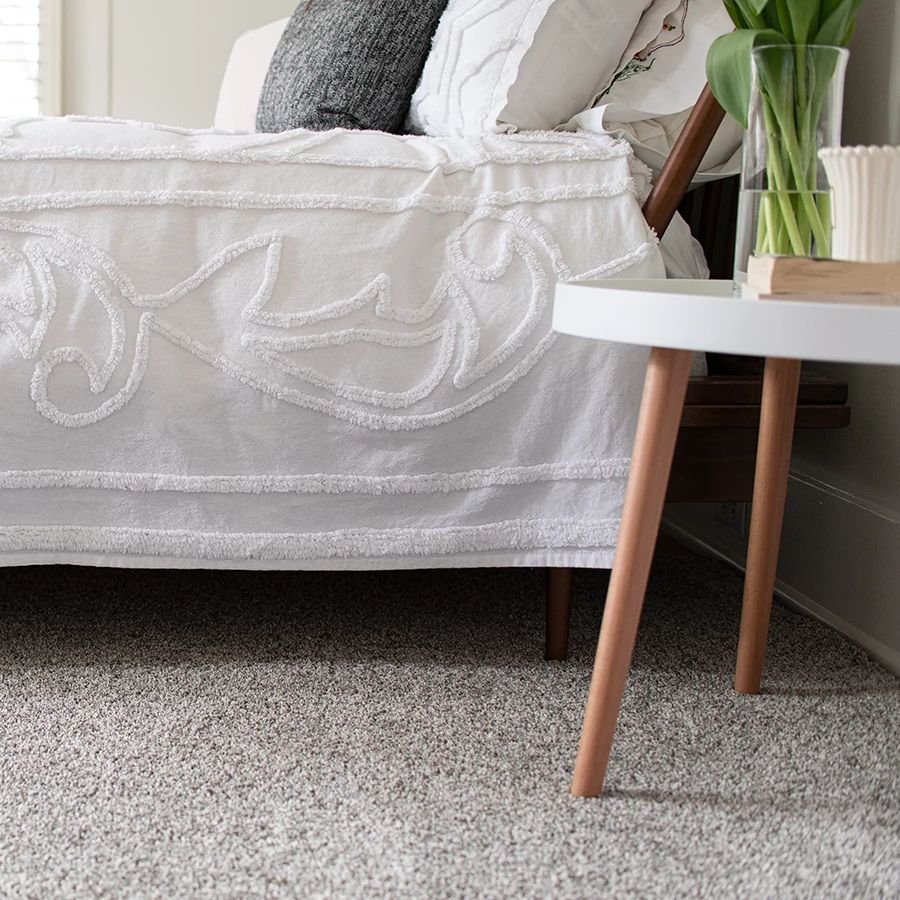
<box><xmin>665</xmin><ymin>471</ymin><xmax>900</xmax><ymax>678</ymax></box>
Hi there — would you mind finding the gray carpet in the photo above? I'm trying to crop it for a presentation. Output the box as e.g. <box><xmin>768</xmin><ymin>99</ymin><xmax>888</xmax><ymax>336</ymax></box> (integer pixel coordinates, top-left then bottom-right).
<box><xmin>0</xmin><ymin>555</ymin><xmax>897</xmax><ymax>899</ymax></box>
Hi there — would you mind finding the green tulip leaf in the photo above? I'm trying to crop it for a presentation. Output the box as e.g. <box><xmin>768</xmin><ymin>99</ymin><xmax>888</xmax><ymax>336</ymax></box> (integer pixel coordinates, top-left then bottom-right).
<box><xmin>815</xmin><ymin>0</ymin><xmax>863</xmax><ymax>45</ymax></box>
<box><xmin>722</xmin><ymin>0</ymin><xmax>752</xmax><ymax>29</ymax></box>
<box><xmin>777</xmin><ymin>0</ymin><xmax>819</xmax><ymax>41</ymax></box>
<box><xmin>706</xmin><ymin>28</ymin><xmax>789</xmax><ymax>127</ymax></box>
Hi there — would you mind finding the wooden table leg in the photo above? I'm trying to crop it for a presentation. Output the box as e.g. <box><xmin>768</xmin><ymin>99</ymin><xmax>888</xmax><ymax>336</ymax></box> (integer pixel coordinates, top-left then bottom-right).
<box><xmin>570</xmin><ymin>347</ymin><xmax>693</xmax><ymax>798</ymax></box>
<box><xmin>545</xmin><ymin>568</ymin><xmax>574</xmax><ymax>661</ymax></box>
<box><xmin>735</xmin><ymin>357</ymin><xmax>802</xmax><ymax>694</ymax></box>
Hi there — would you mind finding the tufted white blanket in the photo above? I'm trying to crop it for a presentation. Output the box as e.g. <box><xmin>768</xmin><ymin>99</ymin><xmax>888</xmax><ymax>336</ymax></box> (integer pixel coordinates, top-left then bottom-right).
<box><xmin>0</xmin><ymin>117</ymin><xmax>693</xmax><ymax>570</ymax></box>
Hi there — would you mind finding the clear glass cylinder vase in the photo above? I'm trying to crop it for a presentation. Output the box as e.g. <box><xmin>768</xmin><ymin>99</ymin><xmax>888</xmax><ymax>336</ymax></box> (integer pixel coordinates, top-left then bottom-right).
<box><xmin>734</xmin><ymin>44</ymin><xmax>849</xmax><ymax>282</ymax></box>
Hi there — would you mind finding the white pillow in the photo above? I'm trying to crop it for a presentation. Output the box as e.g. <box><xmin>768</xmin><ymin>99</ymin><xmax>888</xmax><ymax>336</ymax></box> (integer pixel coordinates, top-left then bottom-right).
<box><xmin>214</xmin><ymin>18</ymin><xmax>288</xmax><ymax>132</ymax></box>
<box><xmin>408</xmin><ymin>0</ymin><xmax>652</xmax><ymax>136</ymax></box>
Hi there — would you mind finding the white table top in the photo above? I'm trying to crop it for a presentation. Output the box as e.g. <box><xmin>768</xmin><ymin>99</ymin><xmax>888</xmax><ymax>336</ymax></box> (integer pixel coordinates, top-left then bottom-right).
<box><xmin>552</xmin><ymin>279</ymin><xmax>900</xmax><ymax>366</ymax></box>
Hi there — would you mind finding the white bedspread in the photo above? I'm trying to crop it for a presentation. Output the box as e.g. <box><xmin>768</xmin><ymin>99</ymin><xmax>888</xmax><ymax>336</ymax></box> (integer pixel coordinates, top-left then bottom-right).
<box><xmin>0</xmin><ymin>118</ymin><xmax>688</xmax><ymax>570</ymax></box>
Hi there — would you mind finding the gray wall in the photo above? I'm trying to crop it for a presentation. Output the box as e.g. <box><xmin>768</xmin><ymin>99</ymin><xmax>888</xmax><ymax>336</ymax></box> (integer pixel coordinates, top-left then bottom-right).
<box><xmin>669</xmin><ymin>0</ymin><xmax>900</xmax><ymax>674</ymax></box>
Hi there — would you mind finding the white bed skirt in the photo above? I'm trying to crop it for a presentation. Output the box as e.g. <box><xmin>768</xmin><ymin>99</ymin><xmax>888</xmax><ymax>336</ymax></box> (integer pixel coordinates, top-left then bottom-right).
<box><xmin>0</xmin><ymin>118</ymin><xmax>700</xmax><ymax>570</ymax></box>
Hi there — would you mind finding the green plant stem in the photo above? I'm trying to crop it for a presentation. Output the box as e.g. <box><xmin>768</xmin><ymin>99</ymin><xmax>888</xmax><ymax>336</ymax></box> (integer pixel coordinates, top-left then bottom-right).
<box><xmin>768</xmin><ymin>100</ymin><xmax>832</xmax><ymax>253</ymax></box>
<box><xmin>755</xmin><ymin>51</ymin><xmax>834</xmax><ymax>259</ymax></box>
<box><xmin>761</xmin><ymin>101</ymin><xmax>807</xmax><ymax>255</ymax></box>
<box><xmin>756</xmin><ymin>195</ymin><xmax>770</xmax><ymax>253</ymax></box>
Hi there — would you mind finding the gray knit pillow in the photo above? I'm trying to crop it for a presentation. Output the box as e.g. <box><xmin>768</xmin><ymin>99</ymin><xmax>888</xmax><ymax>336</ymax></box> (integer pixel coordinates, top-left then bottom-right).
<box><xmin>256</xmin><ymin>0</ymin><xmax>449</xmax><ymax>134</ymax></box>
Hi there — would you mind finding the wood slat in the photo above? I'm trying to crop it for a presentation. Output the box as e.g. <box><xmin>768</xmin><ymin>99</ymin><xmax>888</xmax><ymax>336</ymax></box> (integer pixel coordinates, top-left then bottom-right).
<box><xmin>680</xmin><ymin>404</ymin><xmax>850</xmax><ymax>428</ymax></box>
<box><xmin>685</xmin><ymin>374</ymin><xmax>849</xmax><ymax>407</ymax></box>
<box><xmin>642</xmin><ymin>86</ymin><xmax>726</xmax><ymax>237</ymax></box>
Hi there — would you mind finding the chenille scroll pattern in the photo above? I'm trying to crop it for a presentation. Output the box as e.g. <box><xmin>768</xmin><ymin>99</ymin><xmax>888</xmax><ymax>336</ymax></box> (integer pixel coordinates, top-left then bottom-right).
<box><xmin>0</xmin><ymin>202</ymin><xmax>654</xmax><ymax>431</ymax></box>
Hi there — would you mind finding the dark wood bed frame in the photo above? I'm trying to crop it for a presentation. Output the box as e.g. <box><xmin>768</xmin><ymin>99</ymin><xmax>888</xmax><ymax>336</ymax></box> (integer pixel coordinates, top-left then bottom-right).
<box><xmin>543</xmin><ymin>87</ymin><xmax>851</xmax><ymax>659</ymax></box>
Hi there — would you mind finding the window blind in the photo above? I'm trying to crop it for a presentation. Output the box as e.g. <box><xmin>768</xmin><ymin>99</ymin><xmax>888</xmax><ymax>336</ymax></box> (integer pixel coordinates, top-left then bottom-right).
<box><xmin>0</xmin><ymin>0</ymin><xmax>44</xmax><ymax>116</ymax></box>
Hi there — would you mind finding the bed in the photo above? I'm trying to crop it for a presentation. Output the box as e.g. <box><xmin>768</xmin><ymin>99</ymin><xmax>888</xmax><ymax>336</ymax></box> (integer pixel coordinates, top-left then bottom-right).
<box><xmin>0</xmin><ymin>27</ymin><xmax>850</xmax><ymax>654</ymax></box>
<box><xmin>0</xmin><ymin>113</ymin><xmax>713</xmax><ymax>572</ymax></box>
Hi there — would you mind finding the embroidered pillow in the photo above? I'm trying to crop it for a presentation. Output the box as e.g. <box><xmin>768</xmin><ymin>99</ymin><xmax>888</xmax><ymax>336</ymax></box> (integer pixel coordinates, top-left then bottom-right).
<box><xmin>570</xmin><ymin>0</ymin><xmax>741</xmax><ymax>181</ymax></box>
<box><xmin>256</xmin><ymin>0</ymin><xmax>450</xmax><ymax>134</ymax></box>
<box><xmin>407</xmin><ymin>0</ymin><xmax>652</xmax><ymax>136</ymax></box>
<box><xmin>590</xmin><ymin>0</ymin><xmax>734</xmax><ymax>124</ymax></box>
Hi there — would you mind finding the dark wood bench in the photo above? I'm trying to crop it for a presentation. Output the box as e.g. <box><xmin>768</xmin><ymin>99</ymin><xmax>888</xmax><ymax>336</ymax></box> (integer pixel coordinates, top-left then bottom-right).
<box><xmin>670</xmin><ymin>371</ymin><xmax>849</xmax><ymax>503</ymax></box>
<box><xmin>545</xmin><ymin>369</ymin><xmax>850</xmax><ymax>659</ymax></box>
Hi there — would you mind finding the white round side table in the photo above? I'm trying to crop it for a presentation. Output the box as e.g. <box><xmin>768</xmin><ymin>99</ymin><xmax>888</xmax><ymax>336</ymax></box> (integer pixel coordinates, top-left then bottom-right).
<box><xmin>552</xmin><ymin>278</ymin><xmax>900</xmax><ymax>798</ymax></box>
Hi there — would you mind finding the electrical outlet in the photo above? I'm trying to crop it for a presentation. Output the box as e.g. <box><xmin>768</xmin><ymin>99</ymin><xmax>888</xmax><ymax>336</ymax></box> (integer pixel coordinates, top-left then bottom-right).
<box><xmin>715</xmin><ymin>501</ymin><xmax>749</xmax><ymax>537</ymax></box>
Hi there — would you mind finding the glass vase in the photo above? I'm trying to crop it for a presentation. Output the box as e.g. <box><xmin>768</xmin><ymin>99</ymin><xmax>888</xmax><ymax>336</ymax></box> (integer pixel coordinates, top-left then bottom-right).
<box><xmin>734</xmin><ymin>44</ymin><xmax>849</xmax><ymax>282</ymax></box>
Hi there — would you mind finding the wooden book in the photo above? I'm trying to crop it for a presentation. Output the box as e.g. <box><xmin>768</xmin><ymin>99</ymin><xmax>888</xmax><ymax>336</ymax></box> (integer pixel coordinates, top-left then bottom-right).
<box><xmin>747</xmin><ymin>255</ymin><xmax>900</xmax><ymax>296</ymax></box>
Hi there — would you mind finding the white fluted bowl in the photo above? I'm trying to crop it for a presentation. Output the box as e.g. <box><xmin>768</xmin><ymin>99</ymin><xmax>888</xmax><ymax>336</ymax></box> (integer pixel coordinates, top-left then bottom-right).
<box><xmin>820</xmin><ymin>146</ymin><xmax>900</xmax><ymax>263</ymax></box>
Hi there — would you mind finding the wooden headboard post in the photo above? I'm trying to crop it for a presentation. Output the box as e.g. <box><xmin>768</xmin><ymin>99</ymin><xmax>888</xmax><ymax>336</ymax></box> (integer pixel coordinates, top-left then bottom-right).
<box><xmin>641</xmin><ymin>85</ymin><xmax>726</xmax><ymax>238</ymax></box>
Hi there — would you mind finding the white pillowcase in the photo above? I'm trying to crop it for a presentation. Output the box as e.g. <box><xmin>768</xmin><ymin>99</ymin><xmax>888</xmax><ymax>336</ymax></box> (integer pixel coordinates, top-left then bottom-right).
<box><xmin>590</xmin><ymin>0</ymin><xmax>733</xmax><ymax>122</ymax></box>
<box><xmin>408</xmin><ymin>0</ymin><xmax>652</xmax><ymax>136</ymax></box>
<box><xmin>214</xmin><ymin>18</ymin><xmax>289</xmax><ymax>132</ymax></box>
<box><xmin>568</xmin><ymin>0</ymin><xmax>741</xmax><ymax>181</ymax></box>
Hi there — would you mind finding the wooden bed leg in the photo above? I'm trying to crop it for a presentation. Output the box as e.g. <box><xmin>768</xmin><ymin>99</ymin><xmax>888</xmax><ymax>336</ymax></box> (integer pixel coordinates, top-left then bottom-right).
<box><xmin>735</xmin><ymin>357</ymin><xmax>802</xmax><ymax>695</ymax></box>
<box><xmin>545</xmin><ymin>567</ymin><xmax>574</xmax><ymax>660</ymax></box>
<box><xmin>570</xmin><ymin>348</ymin><xmax>693</xmax><ymax>797</ymax></box>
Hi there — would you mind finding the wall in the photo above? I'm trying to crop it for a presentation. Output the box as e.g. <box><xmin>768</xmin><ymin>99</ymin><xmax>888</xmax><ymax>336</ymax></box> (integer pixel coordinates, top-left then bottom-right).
<box><xmin>668</xmin><ymin>0</ymin><xmax>900</xmax><ymax>674</ymax></box>
<box><xmin>61</xmin><ymin>0</ymin><xmax>295</xmax><ymax>125</ymax></box>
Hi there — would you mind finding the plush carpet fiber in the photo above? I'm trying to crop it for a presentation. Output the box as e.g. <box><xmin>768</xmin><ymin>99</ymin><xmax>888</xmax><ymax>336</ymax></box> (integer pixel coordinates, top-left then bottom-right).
<box><xmin>0</xmin><ymin>555</ymin><xmax>897</xmax><ymax>898</ymax></box>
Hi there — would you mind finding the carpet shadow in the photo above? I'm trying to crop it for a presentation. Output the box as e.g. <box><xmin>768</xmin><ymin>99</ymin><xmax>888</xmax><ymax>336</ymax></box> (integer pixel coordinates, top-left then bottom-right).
<box><xmin>0</xmin><ymin>565</ymin><xmax>574</xmax><ymax>668</ymax></box>
<box><xmin>0</xmin><ymin>557</ymin><xmax>887</xmax><ymax>692</ymax></box>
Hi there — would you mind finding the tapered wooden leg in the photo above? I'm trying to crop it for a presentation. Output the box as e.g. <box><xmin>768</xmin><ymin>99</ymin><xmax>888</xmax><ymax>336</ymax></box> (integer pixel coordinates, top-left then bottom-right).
<box><xmin>735</xmin><ymin>357</ymin><xmax>802</xmax><ymax>695</ymax></box>
<box><xmin>570</xmin><ymin>347</ymin><xmax>693</xmax><ymax>797</ymax></box>
<box><xmin>545</xmin><ymin>567</ymin><xmax>574</xmax><ymax>660</ymax></box>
